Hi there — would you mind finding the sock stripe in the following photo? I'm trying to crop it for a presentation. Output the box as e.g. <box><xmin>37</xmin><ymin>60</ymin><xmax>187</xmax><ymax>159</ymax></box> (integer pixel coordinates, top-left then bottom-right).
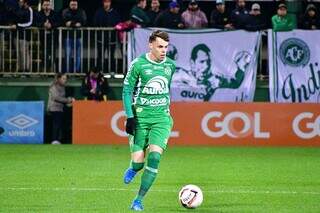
<box><xmin>145</xmin><ymin>166</ymin><xmax>158</xmax><ymax>173</ymax></box>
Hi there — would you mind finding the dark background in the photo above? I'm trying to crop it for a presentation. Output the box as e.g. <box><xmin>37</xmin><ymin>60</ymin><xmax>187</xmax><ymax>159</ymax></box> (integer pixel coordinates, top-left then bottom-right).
<box><xmin>59</xmin><ymin>0</ymin><xmax>318</xmax><ymax>28</ymax></box>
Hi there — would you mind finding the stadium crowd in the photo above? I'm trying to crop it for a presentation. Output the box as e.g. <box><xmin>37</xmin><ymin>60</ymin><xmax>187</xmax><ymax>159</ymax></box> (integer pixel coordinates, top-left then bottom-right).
<box><xmin>0</xmin><ymin>0</ymin><xmax>318</xmax><ymax>73</ymax></box>
<box><xmin>0</xmin><ymin>0</ymin><xmax>319</xmax><ymax>31</ymax></box>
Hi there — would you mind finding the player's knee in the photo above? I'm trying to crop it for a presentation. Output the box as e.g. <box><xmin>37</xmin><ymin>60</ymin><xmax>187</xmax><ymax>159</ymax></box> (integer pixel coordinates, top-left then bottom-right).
<box><xmin>147</xmin><ymin>152</ymin><xmax>161</xmax><ymax>170</ymax></box>
<box><xmin>132</xmin><ymin>162</ymin><xmax>144</xmax><ymax>172</ymax></box>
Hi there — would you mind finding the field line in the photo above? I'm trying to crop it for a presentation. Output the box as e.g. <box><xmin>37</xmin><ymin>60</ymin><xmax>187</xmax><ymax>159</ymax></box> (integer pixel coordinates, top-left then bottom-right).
<box><xmin>1</xmin><ymin>187</ymin><xmax>320</xmax><ymax>195</ymax></box>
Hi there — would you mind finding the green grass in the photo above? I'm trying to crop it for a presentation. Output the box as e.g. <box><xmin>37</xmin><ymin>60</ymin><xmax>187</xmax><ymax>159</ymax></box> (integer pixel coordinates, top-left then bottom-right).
<box><xmin>0</xmin><ymin>145</ymin><xmax>320</xmax><ymax>212</ymax></box>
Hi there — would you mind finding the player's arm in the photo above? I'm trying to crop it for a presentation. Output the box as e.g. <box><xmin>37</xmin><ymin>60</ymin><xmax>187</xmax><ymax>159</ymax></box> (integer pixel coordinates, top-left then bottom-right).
<box><xmin>122</xmin><ymin>60</ymin><xmax>139</xmax><ymax>135</ymax></box>
<box><xmin>218</xmin><ymin>69</ymin><xmax>244</xmax><ymax>89</ymax></box>
<box><xmin>122</xmin><ymin>60</ymin><xmax>139</xmax><ymax>118</ymax></box>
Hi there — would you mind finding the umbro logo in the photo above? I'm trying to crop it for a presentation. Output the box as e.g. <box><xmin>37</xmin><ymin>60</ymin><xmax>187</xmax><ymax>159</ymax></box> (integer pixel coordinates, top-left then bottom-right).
<box><xmin>6</xmin><ymin>114</ymin><xmax>39</xmax><ymax>129</ymax></box>
<box><xmin>145</xmin><ymin>69</ymin><xmax>153</xmax><ymax>75</ymax></box>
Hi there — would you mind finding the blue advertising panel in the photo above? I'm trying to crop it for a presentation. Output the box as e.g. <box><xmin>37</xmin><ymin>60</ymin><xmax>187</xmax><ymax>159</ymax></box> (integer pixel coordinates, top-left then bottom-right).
<box><xmin>0</xmin><ymin>101</ymin><xmax>44</xmax><ymax>144</ymax></box>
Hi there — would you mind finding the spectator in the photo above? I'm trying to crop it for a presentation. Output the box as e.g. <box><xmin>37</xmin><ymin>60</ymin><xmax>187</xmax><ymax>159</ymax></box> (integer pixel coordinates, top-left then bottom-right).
<box><xmin>272</xmin><ymin>3</ymin><xmax>294</xmax><ymax>32</ymax></box>
<box><xmin>210</xmin><ymin>0</ymin><xmax>233</xmax><ymax>30</ymax></box>
<box><xmin>0</xmin><ymin>1</ymin><xmax>6</xmax><ymax>25</ymax></box>
<box><xmin>154</xmin><ymin>1</ymin><xmax>184</xmax><ymax>29</ymax></box>
<box><xmin>130</xmin><ymin>0</ymin><xmax>150</xmax><ymax>27</ymax></box>
<box><xmin>35</xmin><ymin>0</ymin><xmax>60</xmax><ymax>29</ymax></box>
<box><xmin>81</xmin><ymin>67</ymin><xmax>109</xmax><ymax>101</ymax></box>
<box><xmin>47</xmin><ymin>73</ymin><xmax>74</xmax><ymax>144</ymax></box>
<box><xmin>146</xmin><ymin>0</ymin><xmax>161</xmax><ymax>27</ymax></box>
<box><xmin>35</xmin><ymin>0</ymin><xmax>60</xmax><ymax>71</ymax></box>
<box><xmin>62</xmin><ymin>0</ymin><xmax>87</xmax><ymax>73</ymax></box>
<box><xmin>115</xmin><ymin>19</ymin><xmax>140</xmax><ymax>43</ymax></box>
<box><xmin>181</xmin><ymin>0</ymin><xmax>208</xmax><ymax>29</ymax></box>
<box><xmin>93</xmin><ymin>0</ymin><xmax>121</xmax><ymax>27</ymax></box>
<box><xmin>245</xmin><ymin>3</ymin><xmax>266</xmax><ymax>31</ymax></box>
<box><xmin>15</xmin><ymin>0</ymin><xmax>33</xmax><ymax>73</ymax></box>
<box><xmin>2</xmin><ymin>0</ymin><xmax>19</xmax><ymax>26</ymax></box>
<box><xmin>299</xmin><ymin>4</ymin><xmax>320</xmax><ymax>30</ymax></box>
<box><xmin>230</xmin><ymin>0</ymin><xmax>249</xmax><ymax>29</ymax></box>
<box><xmin>93</xmin><ymin>0</ymin><xmax>121</xmax><ymax>72</ymax></box>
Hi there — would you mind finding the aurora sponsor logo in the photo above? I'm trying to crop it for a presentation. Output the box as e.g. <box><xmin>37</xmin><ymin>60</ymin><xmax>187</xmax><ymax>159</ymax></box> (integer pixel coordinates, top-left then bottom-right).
<box><xmin>139</xmin><ymin>97</ymin><xmax>167</xmax><ymax>106</ymax></box>
<box><xmin>181</xmin><ymin>90</ymin><xmax>205</xmax><ymax>100</ymax></box>
<box><xmin>142</xmin><ymin>76</ymin><xmax>169</xmax><ymax>94</ymax></box>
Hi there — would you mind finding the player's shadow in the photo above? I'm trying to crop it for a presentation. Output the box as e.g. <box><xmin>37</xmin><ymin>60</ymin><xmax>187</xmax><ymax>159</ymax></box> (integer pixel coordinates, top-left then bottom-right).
<box><xmin>167</xmin><ymin>203</ymin><xmax>260</xmax><ymax>212</ymax></box>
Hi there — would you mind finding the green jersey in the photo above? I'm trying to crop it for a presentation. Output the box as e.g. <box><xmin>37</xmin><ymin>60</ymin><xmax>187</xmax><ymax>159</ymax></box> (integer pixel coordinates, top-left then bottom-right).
<box><xmin>122</xmin><ymin>54</ymin><xmax>176</xmax><ymax>118</ymax></box>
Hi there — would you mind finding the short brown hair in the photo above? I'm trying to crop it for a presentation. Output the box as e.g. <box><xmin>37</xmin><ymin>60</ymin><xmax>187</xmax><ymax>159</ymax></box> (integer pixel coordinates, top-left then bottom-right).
<box><xmin>149</xmin><ymin>30</ymin><xmax>169</xmax><ymax>43</ymax></box>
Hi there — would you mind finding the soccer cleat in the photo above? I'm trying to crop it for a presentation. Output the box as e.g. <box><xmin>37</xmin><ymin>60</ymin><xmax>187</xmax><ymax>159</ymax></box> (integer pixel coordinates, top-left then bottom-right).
<box><xmin>123</xmin><ymin>168</ymin><xmax>137</xmax><ymax>184</ymax></box>
<box><xmin>130</xmin><ymin>199</ymin><xmax>143</xmax><ymax>211</ymax></box>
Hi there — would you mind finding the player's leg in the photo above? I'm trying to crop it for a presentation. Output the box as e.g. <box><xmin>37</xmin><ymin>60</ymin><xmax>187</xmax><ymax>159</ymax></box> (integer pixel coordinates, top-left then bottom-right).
<box><xmin>123</xmin><ymin>149</ymin><xmax>144</xmax><ymax>184</ymax></box>
<box><xmin>135</xmin><ymin>144</ymin><xmax>163</xmax><ymax>199</ymax></box>
<box><xmin>131</xmin><ymin>116</ymin><xmax>173</xmax><ymax>210</ymax></box>
<box><xmin>131</xmin><ymin>144</ymin><xmax>162</xmax><ymax>211</ymax></box>
<box><xmin>124</xmin><ymin>126</ymin><xmax>149</xmax><ymax>184</ymax></box>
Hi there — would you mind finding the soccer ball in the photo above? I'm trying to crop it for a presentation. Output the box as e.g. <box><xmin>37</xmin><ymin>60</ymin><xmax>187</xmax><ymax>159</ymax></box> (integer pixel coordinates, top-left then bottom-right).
<box><xmin>178</xmin><ymin>184</ymin><xmax>203</xmax><ymax>209</ymax></box>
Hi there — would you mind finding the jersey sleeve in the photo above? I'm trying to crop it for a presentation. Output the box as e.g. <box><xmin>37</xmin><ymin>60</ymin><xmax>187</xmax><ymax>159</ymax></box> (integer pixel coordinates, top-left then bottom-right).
<box><xmin>122</xmin><ymin>59</ymin><xmax>140</xmax><ymax>118</ymax></box>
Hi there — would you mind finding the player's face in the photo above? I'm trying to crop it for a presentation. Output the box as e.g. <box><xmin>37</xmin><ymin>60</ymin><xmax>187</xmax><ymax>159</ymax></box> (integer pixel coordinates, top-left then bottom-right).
<box><xmin>237</xmin><ymin>0</ymin><xmax>245</xmax><ymax>8</ymax></box>
<box><xmin>216</xmin><ymin>4</ymin><xmax>225</xmax><ymax>13</ymax></box>
<box><xmin>42</xmin><ymin>2</ymin><xmax>51</xmax><ymax>11</ymax></box>
<box><xmin>58</xmin><ymin>75</ymin><xmax>67</xmax><ymax>85</ymax></box>
<box><xmin>308</xmin><ymin>10</ymin><xmax>315</xmax><ymax>17</ymax></box>
<box><xmin>140</xmin><ymin>0</ymin><xmax>147</xmax><ymax>9</ymax></box>
<box><xmin>69</xmin><ymin>1</ymin><xmax>78</xmax><ymax>10</ymax></box>
<box><xmin>103</xmin><ymin>0</ymin><xmax>111</xmax><ymax>10</ymax></box>
<box><xmin>151</xmin><ymin>0</ymin><xmax>160</xmax><ymax>9</ymax></box>
<box><xmin>277</xmin><ymin>8</ymin><xmax>287</xmax><ymax>16</ymax></box>
<box><xmin>189</xmin><ymin>3</ymin><xmax>198</xmax><ymax>11</ymax></box>
<box><xmin>149</xmin><ymin>37</ymin><xmax>169</xmax><ymax>62</ymax></box>
<box><xmin>171</xmin><ymin>7</ymin><xmax>180</xmax><ymax>14</ymax></box>
<box><xmin>19</xmin><ymin>0</ymin><xmax>25</xmax><ymax>8</ymax></box>
<box><xmin>252</xmin><ymin>9</ymin><xmax>260</xmax><ymax>16</ymax></box>
<box><xmin>191</xmin><ymin>50</ymin><xmax>211</xmax><ymax>79</ymax></box>
<box><xmin>90</xmin><ymin>72</ymin><xmax>99</xmax><ymax>79</ymax></box>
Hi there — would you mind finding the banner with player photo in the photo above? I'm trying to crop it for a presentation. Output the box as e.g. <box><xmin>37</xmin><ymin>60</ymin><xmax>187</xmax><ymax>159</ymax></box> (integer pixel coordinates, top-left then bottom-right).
<box><xmin>128</xmin><ymin>28</ymin><xmax>261</xmax><ymax>102</ymax></box>
<box><xmin>268</xmin><ymin>29</ymin><xmax>320</xmax><ymax>103</ymax></box>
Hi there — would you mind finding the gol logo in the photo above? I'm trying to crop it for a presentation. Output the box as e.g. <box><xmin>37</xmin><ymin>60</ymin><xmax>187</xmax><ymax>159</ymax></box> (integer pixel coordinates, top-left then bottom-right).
<box><xmin>292</xmin><ymin>112</ymin><xmax>320</xmax><ymax>139</ymax></box>
<box><xmin>201</xmin><ymin>111</ymin><xmax>270</xmax><ymax>139</ymax></box>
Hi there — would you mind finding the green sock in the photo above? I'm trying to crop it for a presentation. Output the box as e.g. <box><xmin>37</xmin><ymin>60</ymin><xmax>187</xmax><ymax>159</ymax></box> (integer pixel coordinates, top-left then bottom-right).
<box><xmin>131</xmin><ymin>161</ymin><xmax>144</xmax><ymax>172</ymax></box>
<box><xmin>136</xmin><ymin>152</ymin><xmax>161</xmax><ymax>201</ymax></box>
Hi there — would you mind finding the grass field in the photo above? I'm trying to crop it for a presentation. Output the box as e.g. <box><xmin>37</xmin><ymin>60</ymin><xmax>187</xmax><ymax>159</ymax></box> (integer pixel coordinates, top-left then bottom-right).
<box><xmin>0</xmin><ymin>145</ymin><xmax>320</xmax><ymax>212</ymax></box>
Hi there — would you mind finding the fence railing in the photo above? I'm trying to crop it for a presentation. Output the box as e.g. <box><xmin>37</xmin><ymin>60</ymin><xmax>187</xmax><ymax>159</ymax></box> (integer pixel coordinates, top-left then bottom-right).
<box><xmin>0</xmin><ymin>26</ymin><xmax>270</xmax><ymax>79</ymax></box>
<box><xmin>0</xmin><ymin>26</ymin><xmax>127</xmax><ymax>76</ymax></box>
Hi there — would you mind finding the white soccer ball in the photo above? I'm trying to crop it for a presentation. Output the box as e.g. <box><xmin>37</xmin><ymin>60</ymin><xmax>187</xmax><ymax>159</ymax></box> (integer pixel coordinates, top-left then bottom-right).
<box><xmin>178</xmin><ymin>184</ymin><xmax>203</xmax><ymax>209</ymax></box>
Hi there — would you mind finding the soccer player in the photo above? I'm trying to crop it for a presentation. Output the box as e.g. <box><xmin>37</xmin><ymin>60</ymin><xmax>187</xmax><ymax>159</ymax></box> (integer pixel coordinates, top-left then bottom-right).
<box><xmin>122</xmin><ymin>30</ymin><xmax>175</xmax><ymax>211</ymax></box>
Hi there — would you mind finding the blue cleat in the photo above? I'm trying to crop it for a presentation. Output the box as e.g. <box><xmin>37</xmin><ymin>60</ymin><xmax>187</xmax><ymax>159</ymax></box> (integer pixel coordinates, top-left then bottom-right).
<box><xmin>130</xmin><ymin>199</ymin><xmax>143</xmax><ymax>211</ymax></box>
<box><xmin>123</xmin><ymin>168</ymin><xmax>137</xmax><ymax>184</ymax></box>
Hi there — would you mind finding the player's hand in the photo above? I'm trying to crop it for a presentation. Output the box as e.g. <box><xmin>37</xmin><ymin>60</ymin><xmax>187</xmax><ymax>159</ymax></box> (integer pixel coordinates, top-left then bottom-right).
<box><xmin>126</xmin><ymin>117</ymin><xmax>136</xmax><ymax>136</ymax></box>
<box><xmin>90</xmin><ymin>88</ymin><xmax>96</xmax><ymax>94</ymax></box>
<box><xmin>235</xmin><ymin>51</ymin><xmax>251</xmax><ymax>71</ymax></box>
<box><xmin>66</xmin><ymin>21</ymin><xmax>72</xmax><ymax>27</ymax></box>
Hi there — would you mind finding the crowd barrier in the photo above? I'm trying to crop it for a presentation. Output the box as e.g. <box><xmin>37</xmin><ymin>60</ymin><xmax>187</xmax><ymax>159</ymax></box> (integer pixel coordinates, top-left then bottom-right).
<box><xmin>0</xmin><ymin>26</ymin><xmax>127</xmax><ymax>75</ymax></box>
